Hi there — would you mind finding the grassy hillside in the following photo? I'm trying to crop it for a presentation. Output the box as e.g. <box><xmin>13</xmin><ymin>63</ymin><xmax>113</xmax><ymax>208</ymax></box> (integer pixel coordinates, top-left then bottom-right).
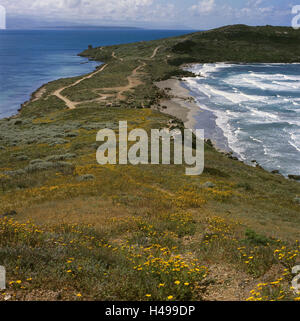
<box><xmin>0</xmin><ymin>25</ymin><xmax>300</xmax><ymax>301</ymax></box>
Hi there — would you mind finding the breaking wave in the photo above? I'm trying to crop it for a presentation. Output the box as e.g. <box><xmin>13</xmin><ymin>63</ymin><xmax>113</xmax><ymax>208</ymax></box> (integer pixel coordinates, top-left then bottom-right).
<box><xmin>183</xmin><ymin>63</ymin><xmax>300</xmax><ymax>176</ymax></box>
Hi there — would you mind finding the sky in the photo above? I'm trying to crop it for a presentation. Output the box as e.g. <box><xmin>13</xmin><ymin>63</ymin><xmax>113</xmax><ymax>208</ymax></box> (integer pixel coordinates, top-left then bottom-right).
<box><xmin>0</xmin><ymin>0</ymin><xmax>298</xmax><ymax>29</ymax></box>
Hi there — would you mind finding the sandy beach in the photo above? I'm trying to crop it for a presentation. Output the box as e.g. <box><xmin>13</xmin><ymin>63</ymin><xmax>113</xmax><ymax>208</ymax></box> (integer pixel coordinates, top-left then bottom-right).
<box><xmin>155</xmin><ymin>78</ymin><xmax>231</xmax><ymax>153</ymax></box>
<box><xmin>155</xmin><ymin>78</ymin><xmax>200</xmax><ymax>130</ymax></box>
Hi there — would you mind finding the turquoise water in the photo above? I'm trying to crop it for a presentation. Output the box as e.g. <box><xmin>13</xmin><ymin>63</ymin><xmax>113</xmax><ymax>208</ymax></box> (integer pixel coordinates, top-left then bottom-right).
<box><xmin>184</xmin><ymin>63</ymin><xmax>300</xmax><ymax>176</ymax></box>
<box><xmin>0</xmin><ymin>29</ymin><xmax>191</xmax><ymax>118</ymax></box>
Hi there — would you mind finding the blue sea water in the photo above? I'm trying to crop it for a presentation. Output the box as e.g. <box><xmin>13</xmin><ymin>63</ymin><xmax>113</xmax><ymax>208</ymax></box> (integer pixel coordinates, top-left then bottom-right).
<box><xmin>0</xmin><ymin>28</ymin><xmax>191</xmax><ymax>118</ymax></box>
<box><xmin>184</xmin><ymin>63</ymin><xmax>300</xmax><ymax>176</ymax></box>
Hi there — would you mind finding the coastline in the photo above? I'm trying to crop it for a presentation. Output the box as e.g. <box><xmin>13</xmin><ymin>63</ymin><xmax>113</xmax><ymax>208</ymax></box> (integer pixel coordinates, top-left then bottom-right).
<box><xmin>6</xmin><ymin>52</ymin><xmax>298</xmax><ymax>181</ymax></box>
<box><xmin>155</xmin><ymin>78</ymin><xmax>199</xmax><ymax>130</ymax></box>
<box><xmin>155</xmin><ymin>76</ymin><xmax>299</xmax><ymax>180</ymax></box>
<box><xmin>155</xmin><ymin>77</ymin><xmax>231</xmax><ymax>154</ymax></box>
<box><xmin>2</xmin><ymin>25</ymin><xmax>300</xmax><ymax>302</ymax></box>
<box><xmin>0</xmin><ymin>59</ymin><xmax>100</xmax><ymax>121</ymax></box>
<box><xmin>19</xmin><ymin>84</ymin><xmax>47</xmax><ymax>112</ymax></box>
<box><xmin>12</xmin><ymin>62</ymin><xmax>101</xmax><ymax>119</ymax></box>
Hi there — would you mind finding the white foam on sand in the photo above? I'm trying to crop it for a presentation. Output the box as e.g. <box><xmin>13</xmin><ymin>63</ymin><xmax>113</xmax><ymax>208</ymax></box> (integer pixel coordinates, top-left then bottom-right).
<box><xmin>190</xmin><ymin>63</ymin><xmax>234</xmax><ymax>78</ymax></box>
<box><xmin>191</xmin><ymin>95</ymin><xmax>247</xmax><ymax>159</ymax></box>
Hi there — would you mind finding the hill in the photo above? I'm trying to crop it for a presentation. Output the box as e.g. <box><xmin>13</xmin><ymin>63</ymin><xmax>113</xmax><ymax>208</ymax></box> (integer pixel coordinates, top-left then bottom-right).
<box><xmin>0</xmin><ymin>25</ymin><xmax>299</xmax><ymax>301</ymax></box>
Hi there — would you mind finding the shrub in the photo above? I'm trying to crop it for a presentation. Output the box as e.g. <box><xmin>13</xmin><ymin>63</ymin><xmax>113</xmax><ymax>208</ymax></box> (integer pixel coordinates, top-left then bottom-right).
<box><xmin>45</xmin><ymin>153</ymin><xmax>76</xmax><ymax>162</ymax></box>
<box><xmin>243</xmin><ymin>229</ymin><xmax>273</xmax><ymax>246</ymax></box>
<box><xmin>25</xmin><ymin>161</ymin><xmax>74</xmax><ymax>174</ymax></box>
<box><xmin>29</xmin><ymin>159</ymin><xmax>44</xmax><ymax>165</ymax></box>
<box><xmin>172</xmin><ymin>40</ymin><xmax>196</xmax><ymax>53</ymax></box>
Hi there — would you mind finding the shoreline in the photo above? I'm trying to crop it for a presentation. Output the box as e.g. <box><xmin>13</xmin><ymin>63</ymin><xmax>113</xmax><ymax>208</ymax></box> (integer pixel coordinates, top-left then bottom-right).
<box><xmin>155</xmin><ymin>77</ymin><xmax>230</xmax><ymax>154</ymax></box>
<box><xmin>19</xmin><ymin>84</ymin><xmax>48</xmax><ymax>113</ymax></box>
<box><xmin>155</xmin><ymin>76</ymin><xmax>299</xmax><ymax>180</ymax></box>
<box><xmin>0</xmin><ymin>58</ymin><xmax>100</xmax><ymax>121</ymax></box>
<box><xmin>155</xmin><ymin>78</ymin><xmax>198</xmax><ymax>130</ymax></box>
<box><xmin>3</xmin><ymin>51</ymin><xmax>298</xmax><ymax>182</ymax></box>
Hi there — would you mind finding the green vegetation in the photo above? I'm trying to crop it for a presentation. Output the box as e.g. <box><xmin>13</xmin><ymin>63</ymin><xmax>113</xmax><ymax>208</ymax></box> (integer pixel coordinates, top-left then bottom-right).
<box><xmin>0</xmin><ymin>25</ymin><xmax>300</xmax><ymax>301</ymax></box>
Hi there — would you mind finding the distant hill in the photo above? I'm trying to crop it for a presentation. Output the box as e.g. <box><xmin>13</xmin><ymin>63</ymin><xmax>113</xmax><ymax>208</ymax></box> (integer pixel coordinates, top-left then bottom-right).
<box><xmin>37</xmin><ymin>26</ymin><xmax>143</xmax><ymax>30</ymax></box>
<box><xmin>166</xmin><ymin>24</ymin><xmax>300</xmax><ymax>65</ymax></box>
<box><xmin>82</xmin><ymin>24</ymin><xmax>300</xmax><ymax>78</ymax></box>
<box><xmin>6</xmin><ymin>16</ymin><xmax>143</xmax><ymax>30</ymax></box>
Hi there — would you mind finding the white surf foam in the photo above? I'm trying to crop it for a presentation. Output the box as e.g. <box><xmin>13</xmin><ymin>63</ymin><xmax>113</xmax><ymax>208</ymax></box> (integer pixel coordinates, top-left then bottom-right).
<box><xmin>197</xmin><ymin>84</ymin><xmax>263</xmax><ymax>104</ymax></box>
<box><xmin>250</xmin><ymin>136</ymin><xmax>263</xmax><ymax>144</ymax></box>
<box><xmin>183</xmin><ymin>63</ymin><xmax>300</xmax><ymax>175</ymax></box>
<box><xmin>225</xmin><ymin>74</ymin><xmax>300</xmax><ymax>92</ymax></box>
<box><xmin>192</xmin><ymin>63</ymin><xmax>234</xmax><ymax>78</ymax></box>
<box><xmin>287</xmin><ymin>130</ymin><xmax>300</xmax><ymax>152</ymax></box>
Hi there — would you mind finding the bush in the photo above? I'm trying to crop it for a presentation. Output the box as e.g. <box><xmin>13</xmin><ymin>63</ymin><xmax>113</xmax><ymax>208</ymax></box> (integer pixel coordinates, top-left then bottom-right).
<box><xmin>243</xmin><ymin>229</ymin><xmax>273</xmax><ymax>246</ymax></box>
<box><xmin>45</xmin><ymin>153</ymin><xmax>76</xmax><ymax>162</ymax></box>
<box><xmin>171</xmin><ymin>40</ymin><xmax>196</xmax><ymax>54</ymax></box>
<box><xmin>25</xmin><ymin>161</ymin><xmax>74</xmax><ymax>174</ymax></box>
<box><xmin>168</xmin><ymin>57</ymin><xmax>199</xmax><ymax>67</ymax></box>
<box><xmin>29</xmin><ymin>159</ymin><xmax>44</xmax><ymax>165</ymax></box>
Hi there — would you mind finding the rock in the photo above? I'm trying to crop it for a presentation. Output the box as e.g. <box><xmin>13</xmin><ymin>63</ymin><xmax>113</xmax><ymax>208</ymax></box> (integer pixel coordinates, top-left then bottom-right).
<box><xmin>4</xmin><ymin>294</ymin><xmax>11</xmax><ymax>301</ymax></box>
<box><xmin>294</xmin><ymin>196</ymin><xmax>300</xmax><ymax>205</ymax></box>
<box><xmin>288</xmin><ymin>175</ymin><xmax>300</xmax><ymax>181</ymax></box>
<box><xmin>77</xmin><ymin>174</ymin><xmax>95</xmax><ymax>182</ymax></box>
<box><xmin>202</xmin><ymin>181</ymin><xmax>215</xmax><ymax>188</ymax></box>
<box><xmin>271</xmin><ymin>170</ymin><xmax>280</xmax><ymax>174</ymax></box>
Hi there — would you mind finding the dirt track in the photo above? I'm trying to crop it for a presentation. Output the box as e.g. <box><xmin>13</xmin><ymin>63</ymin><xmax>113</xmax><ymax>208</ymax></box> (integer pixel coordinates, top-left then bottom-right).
<box><xmin>52</xmin><ymin>46</ymin><xmax>160</xmax><ymax>109</ymax></box>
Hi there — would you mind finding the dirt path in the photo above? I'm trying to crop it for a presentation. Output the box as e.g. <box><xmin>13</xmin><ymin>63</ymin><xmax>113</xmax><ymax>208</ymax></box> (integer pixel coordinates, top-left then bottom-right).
<box><xmin>112</xmin><ymin>46</ymin><xmax>160</xmax><ymax>100</ymax></box>
<box><xmin>150</xmin><ymin>46</ymin><xmax>161</xmax><ymax>59</ymax></box>
<box><xmin>112</xmin><ymin>51</ymin><xmax>124</xmax><ymax>62</ymax></box>
<box><xmin>52</xmin><ymin>46</ymin><xmax>160</xmax><ymax>109</ymax></box>
<box><xmin>116</xmin><ymin>62</ymin><xmax>145</xmax><ymax>100</ymax></box>
<box><xmin>52</xmin><ymin>64</ymin><xmax>108</xmax><ymax>109</ymax></box>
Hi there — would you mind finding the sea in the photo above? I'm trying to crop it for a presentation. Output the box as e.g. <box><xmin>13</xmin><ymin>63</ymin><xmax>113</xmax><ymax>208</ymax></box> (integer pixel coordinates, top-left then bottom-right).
<box><xmin>184</xmin><ymin>63</ymin><xmax>300</xmax><ymax>176</ymax></box>
<box><xmin>0</xmin><ymin>28</ymin><xmax>191</xmax><ymax>118</ymax></box>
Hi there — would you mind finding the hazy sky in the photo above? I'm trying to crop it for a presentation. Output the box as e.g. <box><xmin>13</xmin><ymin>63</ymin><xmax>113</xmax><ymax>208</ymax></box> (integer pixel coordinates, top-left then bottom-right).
<box><xmin>0</xmin><ymin>0</ymin><xmax>297</xmax><ymax>29</ymax></box>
